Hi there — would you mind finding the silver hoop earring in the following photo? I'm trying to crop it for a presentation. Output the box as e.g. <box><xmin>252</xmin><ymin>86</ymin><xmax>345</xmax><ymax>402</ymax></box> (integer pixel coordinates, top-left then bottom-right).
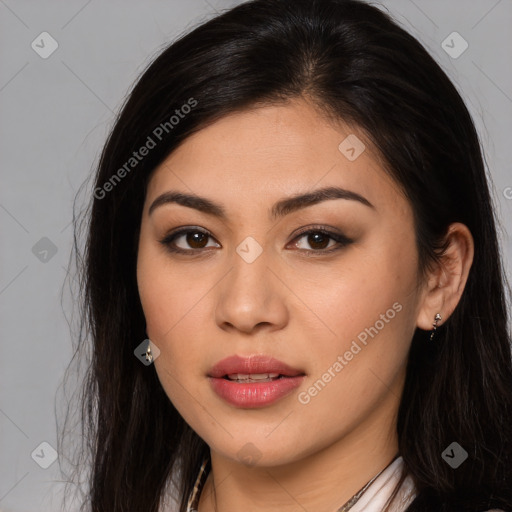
<box><xmin>429</xmin><ymin>313</ymin><xmax>442</xmax><ymax>341</ymax></box>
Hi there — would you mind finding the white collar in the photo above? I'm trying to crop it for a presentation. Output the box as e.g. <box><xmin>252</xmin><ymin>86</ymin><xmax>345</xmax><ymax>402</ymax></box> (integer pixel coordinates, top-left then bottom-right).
<box><xmin>350</xmin><ymin>456</ymin><xmax>416</xmax><ymax>512</ymax></box>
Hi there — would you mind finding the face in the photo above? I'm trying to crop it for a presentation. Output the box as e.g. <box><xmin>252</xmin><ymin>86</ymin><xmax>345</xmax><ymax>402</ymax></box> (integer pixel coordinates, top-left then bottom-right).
<box><xmin>136</xmin><ymin>98</ymin><xmax>425</xmax><ymax>466</ymax></box>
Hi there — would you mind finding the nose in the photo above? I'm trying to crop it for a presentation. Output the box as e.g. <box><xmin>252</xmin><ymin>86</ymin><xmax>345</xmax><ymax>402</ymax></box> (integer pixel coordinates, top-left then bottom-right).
<box><xmin>214</xmin><ymin>249</ymin><xmax>289</xmax><ymax>335</ymax></box>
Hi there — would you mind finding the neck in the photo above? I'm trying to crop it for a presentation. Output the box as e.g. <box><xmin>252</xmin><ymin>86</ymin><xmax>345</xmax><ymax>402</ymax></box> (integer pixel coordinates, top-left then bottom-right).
<box><xmin>197</xmin><ymin>387</ymin><xmax>401</xmax><ymax>512</ymax></box>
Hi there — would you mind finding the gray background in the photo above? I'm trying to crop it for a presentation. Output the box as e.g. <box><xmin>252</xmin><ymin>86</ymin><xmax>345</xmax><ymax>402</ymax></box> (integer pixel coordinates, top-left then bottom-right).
<box><xmin>1</xmin><ymin>1</ymin><xmax>511</xmax><ymax>511</ymax></box>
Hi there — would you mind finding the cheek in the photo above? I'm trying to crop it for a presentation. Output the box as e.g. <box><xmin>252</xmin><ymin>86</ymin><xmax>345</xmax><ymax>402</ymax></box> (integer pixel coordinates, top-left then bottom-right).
<box><xmin>136</xmin><ymin>247</ymin><xmax>216</xmax><ymax>414</ymax></box>
<box><xmin>137</xmin><ymin>234</ymin><xmax>209</xmax><ymax>341</ymax></box>
<box><xmin>293</xmin><ymin>243</ymin><xmax>417</xmax><ymax>343</ymax></box>
<box><xmin>138</xmin><ymin>258</ymin><xmax>208</xmax><ymax>409</ymax></box>
<box><xmin>293</xmin><ymin>236</ymin><xmax>418</xmax><ymax>398</ymax></box>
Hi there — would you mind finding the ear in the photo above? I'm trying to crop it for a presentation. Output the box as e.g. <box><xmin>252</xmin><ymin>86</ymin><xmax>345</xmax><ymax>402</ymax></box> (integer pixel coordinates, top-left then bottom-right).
<box><xmin>416</xmin><ymin>222</ymin><xmax>474</xmax><ymax>331</ymax></box>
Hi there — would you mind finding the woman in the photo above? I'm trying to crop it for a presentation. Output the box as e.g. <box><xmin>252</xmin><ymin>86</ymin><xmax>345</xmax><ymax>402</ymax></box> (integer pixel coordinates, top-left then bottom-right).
<box><xmin>61</xmin><ymin>0</ymin><xmax>512</xmax><ymax>511</ymax></box>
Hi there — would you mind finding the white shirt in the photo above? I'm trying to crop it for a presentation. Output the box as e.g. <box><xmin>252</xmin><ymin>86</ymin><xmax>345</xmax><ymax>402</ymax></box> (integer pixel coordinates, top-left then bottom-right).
<box><xmin>349</xmin><ymin>456</ymin><xmax>416</xmax><ymax>512</ymax></box>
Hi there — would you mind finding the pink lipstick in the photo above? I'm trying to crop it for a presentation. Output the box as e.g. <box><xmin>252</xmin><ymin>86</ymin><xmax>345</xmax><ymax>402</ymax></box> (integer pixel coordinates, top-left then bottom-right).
<box><xmin>208</xmin><ymin>354</ymin><xmax>306</xmax><ymax>408</ymax></box>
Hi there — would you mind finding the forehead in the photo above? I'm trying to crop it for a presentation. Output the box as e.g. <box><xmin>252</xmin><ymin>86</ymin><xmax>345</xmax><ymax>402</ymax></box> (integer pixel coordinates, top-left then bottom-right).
<box><xmin>145</xmin><ymin>98</ymin><xmax>407</xmax><ymax>217</ymax></box>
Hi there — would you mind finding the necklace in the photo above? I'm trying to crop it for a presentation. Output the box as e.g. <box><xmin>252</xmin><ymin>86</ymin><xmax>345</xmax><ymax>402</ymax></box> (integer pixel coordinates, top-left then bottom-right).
<box><xmin>335</xmin><ymin>454</ymin><xmax>399</xmax><ymax>511</ymax></box>
<box><xmin>187</xmin><ymin>453</ymin><xmax>400</xmax><ymax>512</ymax></box>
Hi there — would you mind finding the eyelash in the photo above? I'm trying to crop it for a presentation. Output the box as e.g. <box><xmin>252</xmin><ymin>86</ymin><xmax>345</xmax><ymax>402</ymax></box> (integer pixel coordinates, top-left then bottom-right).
<box><xmin>158</xmin><ymin>225</ymin><xmax>353</xmax><ymax>256</ymax></box>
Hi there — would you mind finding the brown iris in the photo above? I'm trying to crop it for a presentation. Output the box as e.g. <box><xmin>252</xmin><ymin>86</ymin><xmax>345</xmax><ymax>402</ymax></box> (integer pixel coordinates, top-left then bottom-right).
<box><xmin>187</xmin><ymin>231</ymin><xmax>209</xmax><ymax>248</ymax></box>
<box><xmin>305</xmin><ymin>232</ymin><xmax>330</xmax><ymax>250</ymax></box>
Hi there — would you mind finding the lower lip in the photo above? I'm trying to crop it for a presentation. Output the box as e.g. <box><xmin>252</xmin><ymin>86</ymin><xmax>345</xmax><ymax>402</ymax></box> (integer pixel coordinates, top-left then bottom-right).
<box><xmin>208</xmin><ymin>376</ymin><xmax>305</xmax><ymax>408</ymax></box>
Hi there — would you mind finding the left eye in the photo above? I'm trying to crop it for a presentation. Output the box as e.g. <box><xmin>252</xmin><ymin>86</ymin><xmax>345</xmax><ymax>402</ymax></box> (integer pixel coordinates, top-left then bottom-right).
<box><xmin>290</xmin><ymin>230</ymin><xmax>350</xmax><ymax>252</ymax></box>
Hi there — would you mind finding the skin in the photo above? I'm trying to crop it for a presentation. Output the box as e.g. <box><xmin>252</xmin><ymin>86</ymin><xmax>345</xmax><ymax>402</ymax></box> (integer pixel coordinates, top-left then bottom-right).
<box><xmin>136</xmin><ymin>97</ymin><xmax>474</xmax><ymax>512</ymax></box>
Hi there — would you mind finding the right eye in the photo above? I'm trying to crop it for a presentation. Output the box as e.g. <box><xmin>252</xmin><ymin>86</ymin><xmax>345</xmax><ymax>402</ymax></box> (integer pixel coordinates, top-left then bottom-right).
<box><xmin>159</xmin><ymin>227</ymin><xmax>221</xmax><ymax>254</ymax></box>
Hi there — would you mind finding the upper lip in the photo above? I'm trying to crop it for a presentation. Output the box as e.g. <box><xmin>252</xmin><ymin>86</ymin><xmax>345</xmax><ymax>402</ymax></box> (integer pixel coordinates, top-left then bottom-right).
<box><xmin>208</xmin><ymin>354</ymin><xmax>306</xmax><ymax>378</ymax></box>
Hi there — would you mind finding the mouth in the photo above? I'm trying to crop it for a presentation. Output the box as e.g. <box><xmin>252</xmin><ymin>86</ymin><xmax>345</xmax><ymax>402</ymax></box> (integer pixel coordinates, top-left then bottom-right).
<box><xmin>222</xmin><ymin>373</ymin><xmax>291</xmax><ymax>383</ymax></box>
<box><xmin>207</xmin><ymin>354</ymin><xmax>306</xmax><ymax>408</ymax></box>
<box><xmin>208</xmin><ymin>354</ymin><xmax>306</xmax><ymax>379</ymax></box>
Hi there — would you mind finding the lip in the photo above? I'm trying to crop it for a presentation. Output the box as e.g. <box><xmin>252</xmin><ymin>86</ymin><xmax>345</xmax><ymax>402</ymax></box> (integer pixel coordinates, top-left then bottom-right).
<box><xmin>207</xmin><ymin>354</ymin><xmax>306</xmax><ymax>408</ymax></box>
<box><xmin>208</xmin><ymin>354</ymin><xmax>305</xmax><ymax>378</ymax></box>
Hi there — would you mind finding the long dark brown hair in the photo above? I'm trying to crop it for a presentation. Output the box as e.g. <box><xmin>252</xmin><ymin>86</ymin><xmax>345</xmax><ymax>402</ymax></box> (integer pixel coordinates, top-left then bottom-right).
<box><xmin>58</xmin><ymin>0</ymin><xmax>512</xmax><ymax>510</ymax></box>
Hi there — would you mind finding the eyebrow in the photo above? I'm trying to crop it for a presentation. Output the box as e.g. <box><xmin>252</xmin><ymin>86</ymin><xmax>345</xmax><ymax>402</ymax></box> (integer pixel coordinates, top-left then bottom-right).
<box><xmin>148</xmin><ymin>185</ymin><xmax>375</xmax><ymax>220</ymax></box>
